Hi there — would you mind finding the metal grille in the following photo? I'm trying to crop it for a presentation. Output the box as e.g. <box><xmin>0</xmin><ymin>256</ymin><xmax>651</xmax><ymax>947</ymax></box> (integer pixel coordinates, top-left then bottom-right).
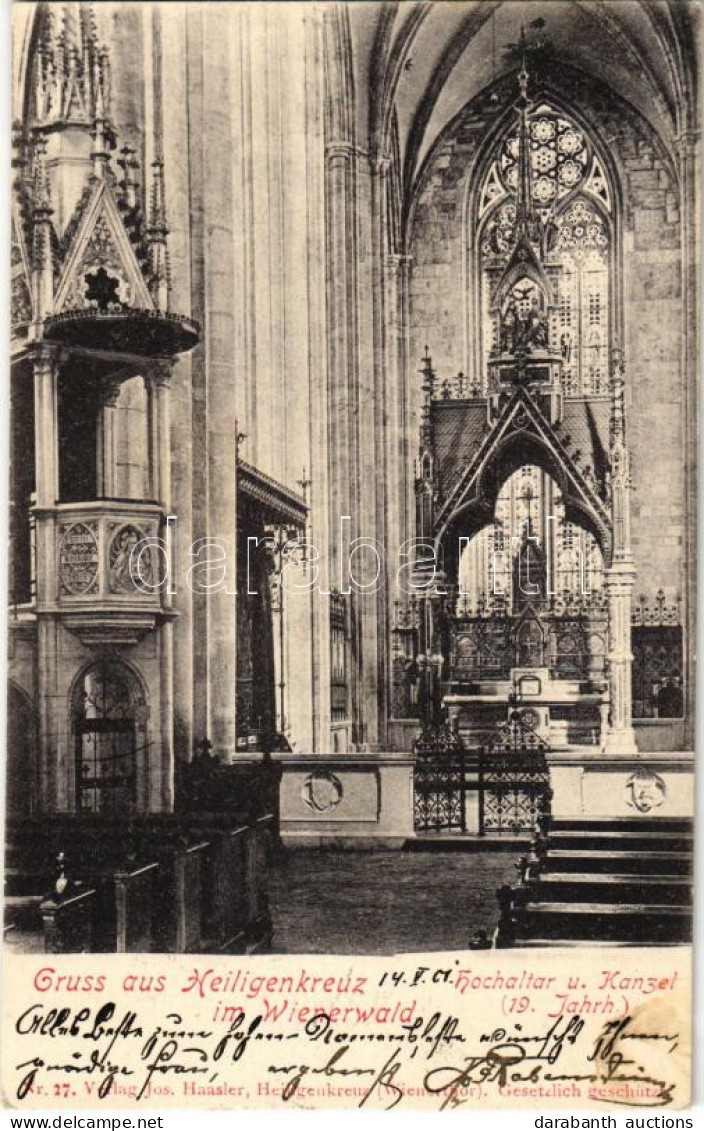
<box><xmin>74</xmin><ymin>665</ymin><xmax>138</xmax><ymax>814</ymax></box>
<box><xmin>480</xmin><ymin>713</ymin><xmax>550</xmax><ymax>836</ymax></box>
<box><xmin>330</xmin><ymin>589</ymin><xmax>349</xmax><ymax>722</ymax></box>
<box><xmin>76</xmin><ymin>720</ymin><xmax>136</xmax><ymax>814</ymax></box>
<box><xmin>413</xmin><ymin>726</ymin><xmax>465</xmax><ymax>834</ymax></box>
<box><xmin>631</xmin><ymin>625</ymin><xmax>684</xmax><ymax>720</ymax></box>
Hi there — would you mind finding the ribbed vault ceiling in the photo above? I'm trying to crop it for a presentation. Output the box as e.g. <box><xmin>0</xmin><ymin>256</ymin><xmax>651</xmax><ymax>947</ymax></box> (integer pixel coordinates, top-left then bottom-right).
<box><xmin>349</xmin><ymin>0</ymin><xmax>698</xmax><ymax>198</ymax></box>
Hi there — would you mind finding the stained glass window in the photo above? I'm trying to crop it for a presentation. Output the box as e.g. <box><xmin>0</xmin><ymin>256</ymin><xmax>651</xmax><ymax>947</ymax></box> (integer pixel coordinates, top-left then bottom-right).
<box><xmin>478</xmin><ymin>102</ymin><xmax>611</xmax><ymax>396</ymax></box>
<box><xmin>458</xmin><ymin>465</ymin><xmax>604</xmax><ymax>607</ymax></box>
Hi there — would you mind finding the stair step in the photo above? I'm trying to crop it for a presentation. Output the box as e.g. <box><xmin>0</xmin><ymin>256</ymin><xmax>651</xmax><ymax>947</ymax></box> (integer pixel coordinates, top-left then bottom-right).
<box><xmin>530</xmin><ymin>877</ymin><xmax>691</xmax><ymax>906</ymax></box>
<box><xmin>545</xmin><ymin>851</ymin><xmax>692</xmax><ymax>875</ymax></box>
<box><xmin>5</xmin><ymin>894</ymin><xmax>44</xmax><ymax>908</ymax></box>
<box><xmin>513</xmin><ymin>904</ymin><xmax>691</xmax><ymax>944</ymax></box>
<box><xmin>546</xmin><ymin>831</ymin><xmax>693</xmax><ymax>852</ymax></box>
<box><xmin>502</xmin><ymin>939</ymin><xmax>670</xmax><ymax>949</ymax></box>
<box><xmin>550</xmin><ymin>817</ymin><xmax>693</xmax><ymax>833</ymax></box>
<box><xmin>540</xmin><ymin>871</ymin><xmax>691</xmax><ymax>884</ymax></box>
<box><xmin>524</xmin><ymin>902</ymin><xmax>687</xmax><ymax>916</ymax></box>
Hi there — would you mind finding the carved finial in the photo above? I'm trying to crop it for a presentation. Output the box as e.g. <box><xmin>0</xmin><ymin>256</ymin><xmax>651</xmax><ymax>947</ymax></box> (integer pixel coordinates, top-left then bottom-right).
<box><xmin>31</xmin><ymin>131</ymin><xmax>51</xmax><ymax>209</ymax></box>
<box><xmin>99</xmin><ymin>49</ymin><xmax>112</xmax><ymax>119</ymax></box>
<box><xmin>31</xmin><ymin>2</ymin><xmax>111</xmax><ymax>131</ymax></box>
<box><xmin>517</xmin><ymin>25</ymin><xmax>529</xmax><ymax>99</ymax></box>
<box><xmin>118</xmin><ymin>144</ymin><xmax>138</xmax><ymax>209</ymax></box>
<box><xmin>421</xmin><ymin>346</ymin><xmax>435</xmax><ymax>401</ymax></box>
<box><xmin>610</xmin><ymin>345</ymin><xmax>626</xmax><ymax>447</ymax></box>
<box><xmin>29</xmin><ymin>131</ymin><xmax>54</xmax><ymax>319</ymax></box>
<box><xmin>147</xmin><ymin>157</ymin><xmax>170</xmax><ymax>309</ymax></box>
<box><xmin>514</xmin><ymin>47</ymin><xmax>537</xmax><ymax>243</ymax></box>
<box><xmin>297</xmin><ymin>469</ymin><xmax>311</xmax><ymax>501</ymax></box>
<box><xmin>12</xmin><ymin>122</ymin><xmax>27</xmax><ymax>188</ymax></box>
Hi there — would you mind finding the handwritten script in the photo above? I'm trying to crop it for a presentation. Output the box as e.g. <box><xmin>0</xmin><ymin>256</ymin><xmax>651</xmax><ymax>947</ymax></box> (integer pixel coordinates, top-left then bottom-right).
<box><xmin>2</xmin><ymin>951</ymin><xmax>690</xmax><ymax>1110</ymax></box>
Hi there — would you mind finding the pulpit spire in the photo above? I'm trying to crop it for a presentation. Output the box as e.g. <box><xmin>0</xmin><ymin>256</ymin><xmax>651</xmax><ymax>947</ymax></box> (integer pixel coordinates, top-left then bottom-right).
<box><xmin>29</xmin><ymin>2</ymin><xmax>113</xmax><ymax>132</ymax></box>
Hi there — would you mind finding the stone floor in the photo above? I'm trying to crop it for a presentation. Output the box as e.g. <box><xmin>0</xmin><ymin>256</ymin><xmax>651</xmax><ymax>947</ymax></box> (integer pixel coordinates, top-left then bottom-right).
<box><xmin>4</xmin><ymin>847</ymin><xmax>521</xmax><ymax>955</ymax></box>
<box><xmin>268</xmin><ymin>848</ymin><xmax>520</xmax><ymax>954</ymax></box>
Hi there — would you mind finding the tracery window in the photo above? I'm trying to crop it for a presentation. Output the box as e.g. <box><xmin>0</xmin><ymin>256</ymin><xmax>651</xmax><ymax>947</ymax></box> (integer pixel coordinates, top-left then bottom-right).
<box><xmin>478</xmin><ymin>102</ymin><xmax>611</xmax><ymax>396</ymax></box>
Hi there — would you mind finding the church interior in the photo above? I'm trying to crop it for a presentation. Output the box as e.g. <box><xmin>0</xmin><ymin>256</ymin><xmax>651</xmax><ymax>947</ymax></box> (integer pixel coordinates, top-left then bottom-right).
<box><xmin>6</xmin><ymin>0</ymin><xmax>697</xmax><ymax>954</ymax></box>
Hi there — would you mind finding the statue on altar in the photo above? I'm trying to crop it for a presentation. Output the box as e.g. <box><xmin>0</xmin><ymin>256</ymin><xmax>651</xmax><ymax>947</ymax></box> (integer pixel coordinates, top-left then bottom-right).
<box><xmin>500</xmin><ymin>280</ymin><xmax>549</xmax><ymax>355</ymax></box>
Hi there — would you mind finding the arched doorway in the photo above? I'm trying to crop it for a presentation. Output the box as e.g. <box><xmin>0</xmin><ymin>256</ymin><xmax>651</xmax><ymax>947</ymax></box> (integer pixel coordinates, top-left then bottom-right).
<box><xmin>6</xmin><ymin>682</ymin><xmax>35</xmax><ymax>817</ymax></box>
<box><xmin>72</xmin><ymin>662</ymin><xmax>148</xmax><ymax>814</ymax></box>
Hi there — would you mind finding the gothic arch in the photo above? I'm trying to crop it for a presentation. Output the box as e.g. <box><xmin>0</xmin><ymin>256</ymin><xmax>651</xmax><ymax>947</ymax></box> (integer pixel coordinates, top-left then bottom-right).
<box><xmin>69</xmin><ymin>656</ymin><xmax>149</xmax><ymax>716</ymax></box>
<box><xmin>436</xmin><ymin>424</ymin><xmax>612</xmax><ymax>581</ymax></box>
<box><xmin>6</xmin><ymin>680</ymin><xmax>37</xmax><ymax>818</ymax></box>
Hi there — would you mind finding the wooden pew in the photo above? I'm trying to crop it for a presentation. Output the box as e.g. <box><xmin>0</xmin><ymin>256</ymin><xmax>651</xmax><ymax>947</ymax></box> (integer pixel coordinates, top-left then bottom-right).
<box><xmin>41</xmin><ymin>887</ymin><xmax>98</xmax><ymax>953</ymax></box>
<box><xmin>188</xmin><ymin>825</ymin><xmax>249</xmax><ymax>954</ymax></box>
<box><xmin>173</xmin><ymin>842</ymin><xmax>210</xmax><ymax>953</ymax></box>
<box><xmin>113</xmin><ymin>862</ymin><xmax>162</xmax><ymax>953</ymax></box>
<box><xmin>244</xmin><ymin>816</ymin><xmax>273</xmax><ymax>952</ymax></box>
<box><xmin>7</xmin><ymin>809</ymin><xmax>276</xmax><ymax>955</ymax></box>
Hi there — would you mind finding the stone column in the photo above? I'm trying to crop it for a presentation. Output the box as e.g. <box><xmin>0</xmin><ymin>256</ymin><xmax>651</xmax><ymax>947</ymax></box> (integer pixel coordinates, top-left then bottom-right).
<box><xmin>326</xmin><ymin>139</ymin><xmax>357</xmax><ymax>748</ymax></box>
<box><xmin>677</xmin><ymin>129</ymin><xmax>699</xmax><ymax>750</ymax></box>
<box><xmin>603</xmin><ymin>349</ymin><xmax>638</xmax><ymax>757</ymax></box>
<box><xmin>398</xmin><ymin>255</ymin><xmax>414</xmax><ymax>549</ymax></box>
<box><xmin>302</xmin><ymin>5</ymin><xmax>332</xmax><ymax>752</ymax></box>
<box><xmin>146</xmin><ymin>363</ymin><xmax>172</xmax><ymax>512</ymax></box>
<box><xmin>32</xmin><ymin>346</ymin><xmax>61</xmax><ymax>810</ymax></box>
<box><xmin>203</xmin><ymin>10</ymin><xmax>238</xmax><ymax>761</ymax></box>
<box><xmin>603</xmin><ymin>561</ymin><xmax>637</xmax><ymax>755</ymax></box>
<box><xmin>146</xmin><ymin>361</ymin><xmax>175</xmax><ymax>806</ymax></box>
<box><xmin>97</xmin><ymin>381</ymin><xmax>121</xmax><ymax>498</ymax></box>
<box><xmin>32</xmin><ymin>346</ymin><xmax>59</xmax><ymax>512</ymax></box>
<box><xmin>157</xmin><ymin>3</ymin><xmax>196</xmax><ymax>763</ymax></box>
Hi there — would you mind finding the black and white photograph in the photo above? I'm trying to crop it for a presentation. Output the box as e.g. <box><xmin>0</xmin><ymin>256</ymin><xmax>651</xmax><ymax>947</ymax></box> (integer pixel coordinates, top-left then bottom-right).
<box><xmin>4</xmin><ymin>0</ymin><xmax>697</xmax><ymax>982</ymax></box>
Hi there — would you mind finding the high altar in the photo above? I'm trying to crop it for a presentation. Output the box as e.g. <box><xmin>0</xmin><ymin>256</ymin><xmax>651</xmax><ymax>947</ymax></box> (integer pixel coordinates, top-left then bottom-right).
<box><xmin>277</xmin><ymin>52</ymin><xmax>692</xmax><ymax>847</ymax></box>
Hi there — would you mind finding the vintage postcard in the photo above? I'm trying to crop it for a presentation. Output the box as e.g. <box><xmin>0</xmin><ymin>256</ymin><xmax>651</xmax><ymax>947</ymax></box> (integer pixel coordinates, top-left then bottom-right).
<box><xmin>2</xmin><ymin>0</ymin><xmax>698</xmax><ymax>1115</ymax></box>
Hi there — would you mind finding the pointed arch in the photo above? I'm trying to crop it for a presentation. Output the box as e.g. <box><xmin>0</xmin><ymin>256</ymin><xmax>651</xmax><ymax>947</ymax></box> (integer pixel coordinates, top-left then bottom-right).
<box><xmin>434</xmin><ymin>391</ymin><xmax>613</xmax><ymax>571</ymax></box>
<box><xmin>7</xmin><ymin>680</ymin><xmax>37</xmax><ymax>817</ymax></box>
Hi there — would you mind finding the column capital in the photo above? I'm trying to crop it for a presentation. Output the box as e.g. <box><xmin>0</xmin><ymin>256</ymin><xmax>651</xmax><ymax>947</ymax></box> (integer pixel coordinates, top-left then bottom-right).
<box><xmin>605</xmin><ymin>558</ymin><xmax>636</xmax><ymax>584</ymax></box>
<box><xmin>675</xmin><ymin>128</ymin><xmax>700</xmax><ymax>158</ymax></box>
<box><xmin>325</xmin><ymin>140</ymin><xmax>367</xmax><ymax>164</ymax></box>
<box><xmin>385</xmin><ymin>251</ymin><xmax>405</xmax><ymax>278</ymax></box>
<box><xmin>146</xmin><ymin>360</ymin><xmax>173</xmax><ymax>388</ymax></box>
<box><xmin>370</xmin><ymin>151</ymin><xmax>392</xmax><ymax>177</ymax></box>
<box><xmin>397</xmin><ymin>252</ymin><xmax>413</xmax><ymax>279</ymax></box>
<box><xmin>102</xmin><ymin>379</ymin><xmax>122</xmax><ymax>408</ymax></box>
<box><xmin>28</xmin><ymin>343</ymin><xmax>65</xmax><ymax>371</ymax></box>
